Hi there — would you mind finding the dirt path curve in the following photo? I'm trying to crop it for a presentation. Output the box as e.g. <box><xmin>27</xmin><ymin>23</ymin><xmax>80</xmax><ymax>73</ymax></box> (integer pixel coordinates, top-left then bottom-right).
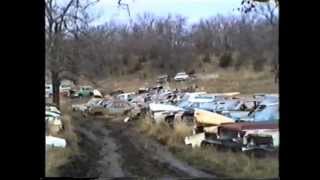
<box><xmin>59</xmin><ymin>113</ymin><xmax>215</xmax><ymax>178</ymax></box>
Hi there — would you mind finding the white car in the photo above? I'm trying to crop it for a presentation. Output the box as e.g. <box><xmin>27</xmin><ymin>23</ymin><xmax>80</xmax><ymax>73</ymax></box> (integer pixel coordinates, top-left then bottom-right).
<box><xmin>117</xmin><ymin>92</ymin><xmax>135</xmax><ymax>101</ymax></box>
<box><xmin>45</xmin><ymin>84</ymin><xmax>53</xmax><ymax>97</ymax></box>
<box><xmin>46</xmin><ymin>106</ymin><xmax>61</xmax><ymax>115</ymax></box>
<box><xmin>174</xmin><ymin>72</ymin><xmax>190</xmax><ymax>81</ymax></box>
<box><xmin>60</xmin><ymin>84</ymin><xmax>72</xmax><ymax>93</ymax></box>
<box><xmin>72</xmin><ymin>97</ymin><xmax>103</xmax><ymax>112</ymax></box>
<box><xmin>46</xmin><ymin>136</ymin><xmax>66</xmax><ymax>148</ymax></box>
<box><xmin>45</xmin><ymin>84</ymin><xmax>72</xmax><ymax>97</ymax></box>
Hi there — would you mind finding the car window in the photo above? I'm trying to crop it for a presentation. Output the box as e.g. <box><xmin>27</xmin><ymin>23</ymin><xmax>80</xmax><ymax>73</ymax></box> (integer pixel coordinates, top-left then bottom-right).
<box><xmin>191</xmin><ymin>103</ymin><xmax>200</xmax><ymax>108</ymax></box>
<box><xmin>178</xmin><ymin>101</ymin><xmax>192</xmax><ymax>108</ymax></box>
<box><xmin>199</xmin><ymin>102</ymin><xmax>215</xmax><ymax>110</ymax></box>
<box><xmin>254</xmin><ymin>105</ymin><xmax>279</xmax><ymax>121</ymax></box>
<box><xmin>256</xmin><ymin>105</ymin><xmax>266</xmax><ymax>112</ymax></box>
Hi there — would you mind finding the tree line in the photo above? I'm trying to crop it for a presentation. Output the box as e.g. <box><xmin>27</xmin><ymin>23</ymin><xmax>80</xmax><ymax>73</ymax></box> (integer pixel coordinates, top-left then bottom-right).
<box><xmin>46</xmin><ymin>0</ymin><xmax>278</xmax><ymax>107</ymax></box>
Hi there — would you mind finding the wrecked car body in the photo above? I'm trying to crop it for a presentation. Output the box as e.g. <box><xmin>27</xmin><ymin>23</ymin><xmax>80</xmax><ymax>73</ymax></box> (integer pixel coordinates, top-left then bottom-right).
<box><xmin>46</xmin><ymin>110</ymin><xmax>63</xmax><ymax>133</ymax></box>
<box><xmin>149</xmin><ymin>103</ymin><xmax>184</xmax><ymax>123</ymax></box>
<box><xmin>149</xmin><ymin>93</ymin><xmax>236</xmax><ymax>125</ymax></box>
<box><xmin>184</xmin><ymin>109</ymin><xmax>235</xmax><ymax>147</ymax></box>
<box><xmin>46</xmin><ymin>105</ymin><xmax>61</xmax><ymax>115</ymax></box>
<box><xmin>157</xmin><ymin>74</ymin><xmax>169</xmax><ymax>84</ymax></box>
<box><xmin>72</xmin><ymin>97</ymin><xmax>103</xmax><ymax>112</ymax></box>
<box><xmin>202</xmin><ymin>122</ymin><xmax>279</xmax><ymax>152</ymax></box>
<box><xmin>46</xmin><ymin>136</ymin><xmax>66</xmax><ymax>148</ymax></box>
<box><xmin>173</xmin><ymin>96</ymin><xmax>217</xmax><ymax>124</ymax></box>
<box><xmin>88</xmin><ymin>99</ymin><xmax>134</xmax><ymax>115</ymax></box>
<box><xmin>237</xmin><ymin>103</ymin><xmax>279</xmax><ymax>122</ymax></box>
<box><xmin>104</xmin><ymin>99</ymin><xmax>133</xmax><ymax>115</ymax></box>
<box><xmin>130</xmin><ymin>94</ymin><xmax>147</xmax><ymax>107</ymax></box>
<box><xmin>117</xmin><ymin>92</ymin><xmax>136</xmax><ymax>102</ymax></box>
<box><xmin>93</xmin><ymin>89</ymin><xmax>103</xmax><ymax>98</ymax></box>
<box><xmin>193</xmin><ymin>108</ymin><xmax>235</xmax><ymax>134</ymax></box>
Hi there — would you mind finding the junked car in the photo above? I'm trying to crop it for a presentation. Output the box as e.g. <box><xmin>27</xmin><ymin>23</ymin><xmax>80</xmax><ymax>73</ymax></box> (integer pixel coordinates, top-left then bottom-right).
<box><xmin>185</xmin><ymin>99</ymin><xmax>279</xmax><ymax>150</ymax></box>
<box><xmin>174</xmin><ymin>72</ymin><xmax>190</xmax><ymax>81</ymax></box>
<box><xmin>202</xmin><ymin>122</ymin><xmax>279</xmax><ymax>152</ymax></box>
<box><xmin>46</xmin><ymin>110</ymin><xmax>61</xmax><ymax>119</ymax></box>
<box><xmin>149</xmin><ymin>94</ymin><xmax>218</xmax><ymax>125</ymax></box>
<box><xmin>60</xmin><ymin>84</ymin><xmax>72</xmax><ymax>96</ymax></box>
<box><xmin>173</xmin><ymin>96</ymin><xmax>217</xmax><ymax>123</ymax></box>
<box><xmin>45</xmin><ymin>110</ymin><xmax>63</xmax><ymax>133</ymax></box>
<box><xmin>72</xmin><ymin>86</ymin><xmax>94</xmax><ymax>98</ymax></box>
<box><xmin>46</xmin><ymin>136</ymin><xmax>66</xmax><ymax>148</ymax></box>
<box><xmin>117</xmin><ymin>92</ymin><xmax>135</xmax><ymax>102</ymax></box>
<box><xmin>110</xmin><ymin>89</ymin><xmax>125</xmax><ymax>96</ymax></box>
<box><xmin>72</xmin><ymin>97</ymin><xmax>103</xmax><ymax>112</ymax></box>
<box><xmin>184</xmin><ymin>109</ymin><xmax>235</xmax><ymax>147</ymax></box>
<box><xmin>92</xmin><ymin>89</ymin><xmax>103</xmax><ymax>98</ymax></box>
<box><xmin>88</xmin><ymin>99</ymin><xmax>133</xmax><ymax>115</ymax></box>
<box><xmin>157</xmin><ymin>74</ymin><xmax>169</xmax><ymax>84</ymax></box>
<box><xmin>46</xmin><ymin>105</ymin><xmax>61</xmax><ymax>115</ymax></box>
<box><xmin>240</xmin><ymin>103</ymin><xmax>279</xmax><ymax>123</ymax></box>
<box><xmin>45</xmin><ymin>84</ymin><xmax>53</xmax><ymax>98</ymax></box>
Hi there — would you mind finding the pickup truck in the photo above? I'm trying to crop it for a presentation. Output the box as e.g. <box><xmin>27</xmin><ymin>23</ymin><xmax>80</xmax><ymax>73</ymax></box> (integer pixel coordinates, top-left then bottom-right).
<box><xmin>71</xmin><ymin>86</ymin><xmax>94</xmax><ymax>98</ymax></box>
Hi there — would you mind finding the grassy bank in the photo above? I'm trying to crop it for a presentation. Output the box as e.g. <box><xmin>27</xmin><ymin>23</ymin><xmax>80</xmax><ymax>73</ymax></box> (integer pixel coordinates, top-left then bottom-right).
<box><xmin>136</xmin><ymin>117</ymin><xmax>279</xmax><ymax>178</ymax></box>
<box><xmin>95</xmin><ymin>69</ymin><xmax>278</xmax><ymax>94</ymax></box>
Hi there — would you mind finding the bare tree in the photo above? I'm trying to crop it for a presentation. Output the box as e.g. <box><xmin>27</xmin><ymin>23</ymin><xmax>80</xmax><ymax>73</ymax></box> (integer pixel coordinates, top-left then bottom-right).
<box><xmin>45</xmin><ymin>0</ymin><xmax>98</xmax><ymax>107</ymax></box>
<box><xmin>239</xmin><ymin>0</ymin><xmax>279</xmax><ymax>13</ymax></box>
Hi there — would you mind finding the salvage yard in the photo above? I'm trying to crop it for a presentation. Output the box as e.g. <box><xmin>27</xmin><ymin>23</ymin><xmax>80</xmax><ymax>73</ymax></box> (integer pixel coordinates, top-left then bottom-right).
<box><xmin>50</xmin><ymin>103</ymin><xmax>215</xmax><ymax>178</ymax></box>
<box><xmin>95</xmin><ymin>69</ymin><xmax>278</xmax><ymax>95</ymax></box>
<box><xmin>137</xmin><ymin>117</ymin><xmax>278</xmax><ymax>178</ymax></box>
<box><xmin>45</xmin><ymin>0</ymin><xmax>279</xmax><ymax>178</ymax></box>
<box><xmin>45</xmin><ymin>72</ymin><xmax>279</xmax><ymax>178</ymax></box>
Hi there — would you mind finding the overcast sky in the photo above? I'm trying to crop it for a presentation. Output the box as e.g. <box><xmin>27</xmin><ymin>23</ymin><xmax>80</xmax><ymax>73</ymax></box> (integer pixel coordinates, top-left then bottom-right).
<box><xmin>90</xmin><ymin>0</ymin><xmax>243</xmax><ymax>26</ymax></box>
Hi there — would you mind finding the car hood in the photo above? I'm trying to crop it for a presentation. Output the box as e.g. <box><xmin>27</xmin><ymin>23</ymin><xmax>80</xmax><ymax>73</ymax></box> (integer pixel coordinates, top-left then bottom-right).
<box><xmin>149</xmin><ymin>103</ymin><xmax>184</xmax><ymax>112</ymax></box>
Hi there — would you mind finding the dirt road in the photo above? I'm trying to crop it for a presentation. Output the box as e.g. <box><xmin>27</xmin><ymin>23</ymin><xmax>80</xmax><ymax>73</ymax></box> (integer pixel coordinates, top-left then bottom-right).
<box><xmin>58</xmin><ymin>112</ymin><xmax>215</xmax><ymax>178</ymax></box>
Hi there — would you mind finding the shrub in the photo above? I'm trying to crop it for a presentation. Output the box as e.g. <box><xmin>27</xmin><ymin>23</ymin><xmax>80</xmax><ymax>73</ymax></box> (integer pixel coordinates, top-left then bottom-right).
<box><xmin>202</xmin><ymin>54</ymin><xmax>211</xmax><ymax>63</ymax></box>
<box><xmin>253</xmin><ymin>57</ymin><xmax>266</xmax><ymax>72</ymax></box>
<box><xmin>219</xmin><ymin>53</ymin><xmax>233</xmax><ymax>68</ymax></box>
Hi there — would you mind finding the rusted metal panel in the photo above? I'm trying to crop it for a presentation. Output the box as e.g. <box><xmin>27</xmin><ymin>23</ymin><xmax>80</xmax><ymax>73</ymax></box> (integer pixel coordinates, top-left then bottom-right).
<box><xmin>218</xmin><ymin>123</ymin><xmax>278</xmax><ymax>131</ymax></box>
<box><xmin>194</xmin><ymin>109</ymin><xmax>235</xmax><ymax>126</ymax></box>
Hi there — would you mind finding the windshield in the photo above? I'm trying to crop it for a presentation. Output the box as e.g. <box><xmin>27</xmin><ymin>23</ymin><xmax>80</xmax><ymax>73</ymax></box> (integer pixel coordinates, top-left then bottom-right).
<box><xmin>198</xmin><ymin>102</ymin><xmax>216</xmax><ymax>111</ymax></box>
<box><xmin>194</xmin><ymin>96</ymin><xmax>214</xmax><ymax>100</ymax></box>
<box><xmin>178</xmin><ymin>101</ymin><xmax>193</xmax><ymax>108</ymax></box>
<box><xmin>250</xmin><ymin>104</ymin><xmax>279</xmax><ymax>122</ymax></box>
<box><xmin>260</xmin><ymin>96</ymin><xmax>279</xmax><ymax>105</ymax></box>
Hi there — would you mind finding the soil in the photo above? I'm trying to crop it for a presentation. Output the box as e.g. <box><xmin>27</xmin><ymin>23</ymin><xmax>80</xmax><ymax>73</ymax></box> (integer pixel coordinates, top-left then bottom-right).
<box><xmin>58</xmin><ymin>111</ymin><xmax>215</xmax><ymax>178</ymax></box>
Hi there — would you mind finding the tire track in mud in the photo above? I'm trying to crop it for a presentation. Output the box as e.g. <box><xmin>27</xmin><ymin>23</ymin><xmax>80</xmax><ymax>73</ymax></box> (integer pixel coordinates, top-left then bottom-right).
<box><xmin>59</xmin><ymin>116</ymin><xmax>125</xmax><ymax>178</ymax></box>
<box><xmin>59</xmin><ymin>113</ymin><xmax>215</xmax><ymax>178</ymax></box>
<box><xmin>107</xmin><ymin>121</ymin><xmax>215</xmax><ymax>178</ymax></box>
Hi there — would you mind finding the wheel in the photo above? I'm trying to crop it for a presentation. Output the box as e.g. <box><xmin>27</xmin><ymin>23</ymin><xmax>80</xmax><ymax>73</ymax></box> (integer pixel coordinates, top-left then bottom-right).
<box><xmin>165</xmin><ymin>116</ymin><xmax>175</xmax><ymax>128</ymax></box>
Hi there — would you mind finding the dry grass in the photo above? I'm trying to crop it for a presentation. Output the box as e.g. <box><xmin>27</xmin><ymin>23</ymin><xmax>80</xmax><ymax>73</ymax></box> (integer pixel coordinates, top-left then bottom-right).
<box><xmin>94</xmin><ymin>69</ymin><xmax>278</xmax><ymax>95</ymax></box>
<box><xmin>136</xmin><ymin>117</ymin><xmax>279</xmax><ymax>178</ymax></box>
<box><xmin>45</xmin><ymin>148</ymin><xmax>73</xmax><ymax>177</ymax></box>
<box><xmin>137</xmin><ymin>117</ymin><xmax>192</xmax><ymax>147</ymax></box>
<box><xmin>175</xmin><ymin>146</ymin><xmax>278</xmax><ymax>178</ymax></box>
<box><xmin>97</xmin><ymin>77</ymin><xmax>155</xmax><ymax>93</ymax></box>
<box><xmin>169</xmin><ymin>69</ymin><xmax>278</xmax><ymax>94</ymax></box>
<box><xmin>46</xmin><ymin>101</ymin><xmax>80</xmax><ymax>177</ymax></box>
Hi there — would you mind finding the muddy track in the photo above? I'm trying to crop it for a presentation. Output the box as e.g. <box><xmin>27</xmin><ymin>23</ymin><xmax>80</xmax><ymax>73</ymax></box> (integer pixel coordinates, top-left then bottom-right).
<box><xmin>59</xmin><ymin>113</ymin><xmax>215</xmax><ymax>178</ymax></box>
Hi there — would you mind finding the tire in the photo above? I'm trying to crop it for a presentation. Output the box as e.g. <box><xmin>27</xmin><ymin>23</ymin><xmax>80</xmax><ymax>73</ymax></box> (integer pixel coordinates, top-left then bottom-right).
<box><xmin>182</xmin><ymin>115</ymin><xmax>193</xmax><ymax>126</ymax></box>
<box><xmin>165</xmin><ymin>116</ymin><xmax>175</xmax><ymax>128</ymax></box>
